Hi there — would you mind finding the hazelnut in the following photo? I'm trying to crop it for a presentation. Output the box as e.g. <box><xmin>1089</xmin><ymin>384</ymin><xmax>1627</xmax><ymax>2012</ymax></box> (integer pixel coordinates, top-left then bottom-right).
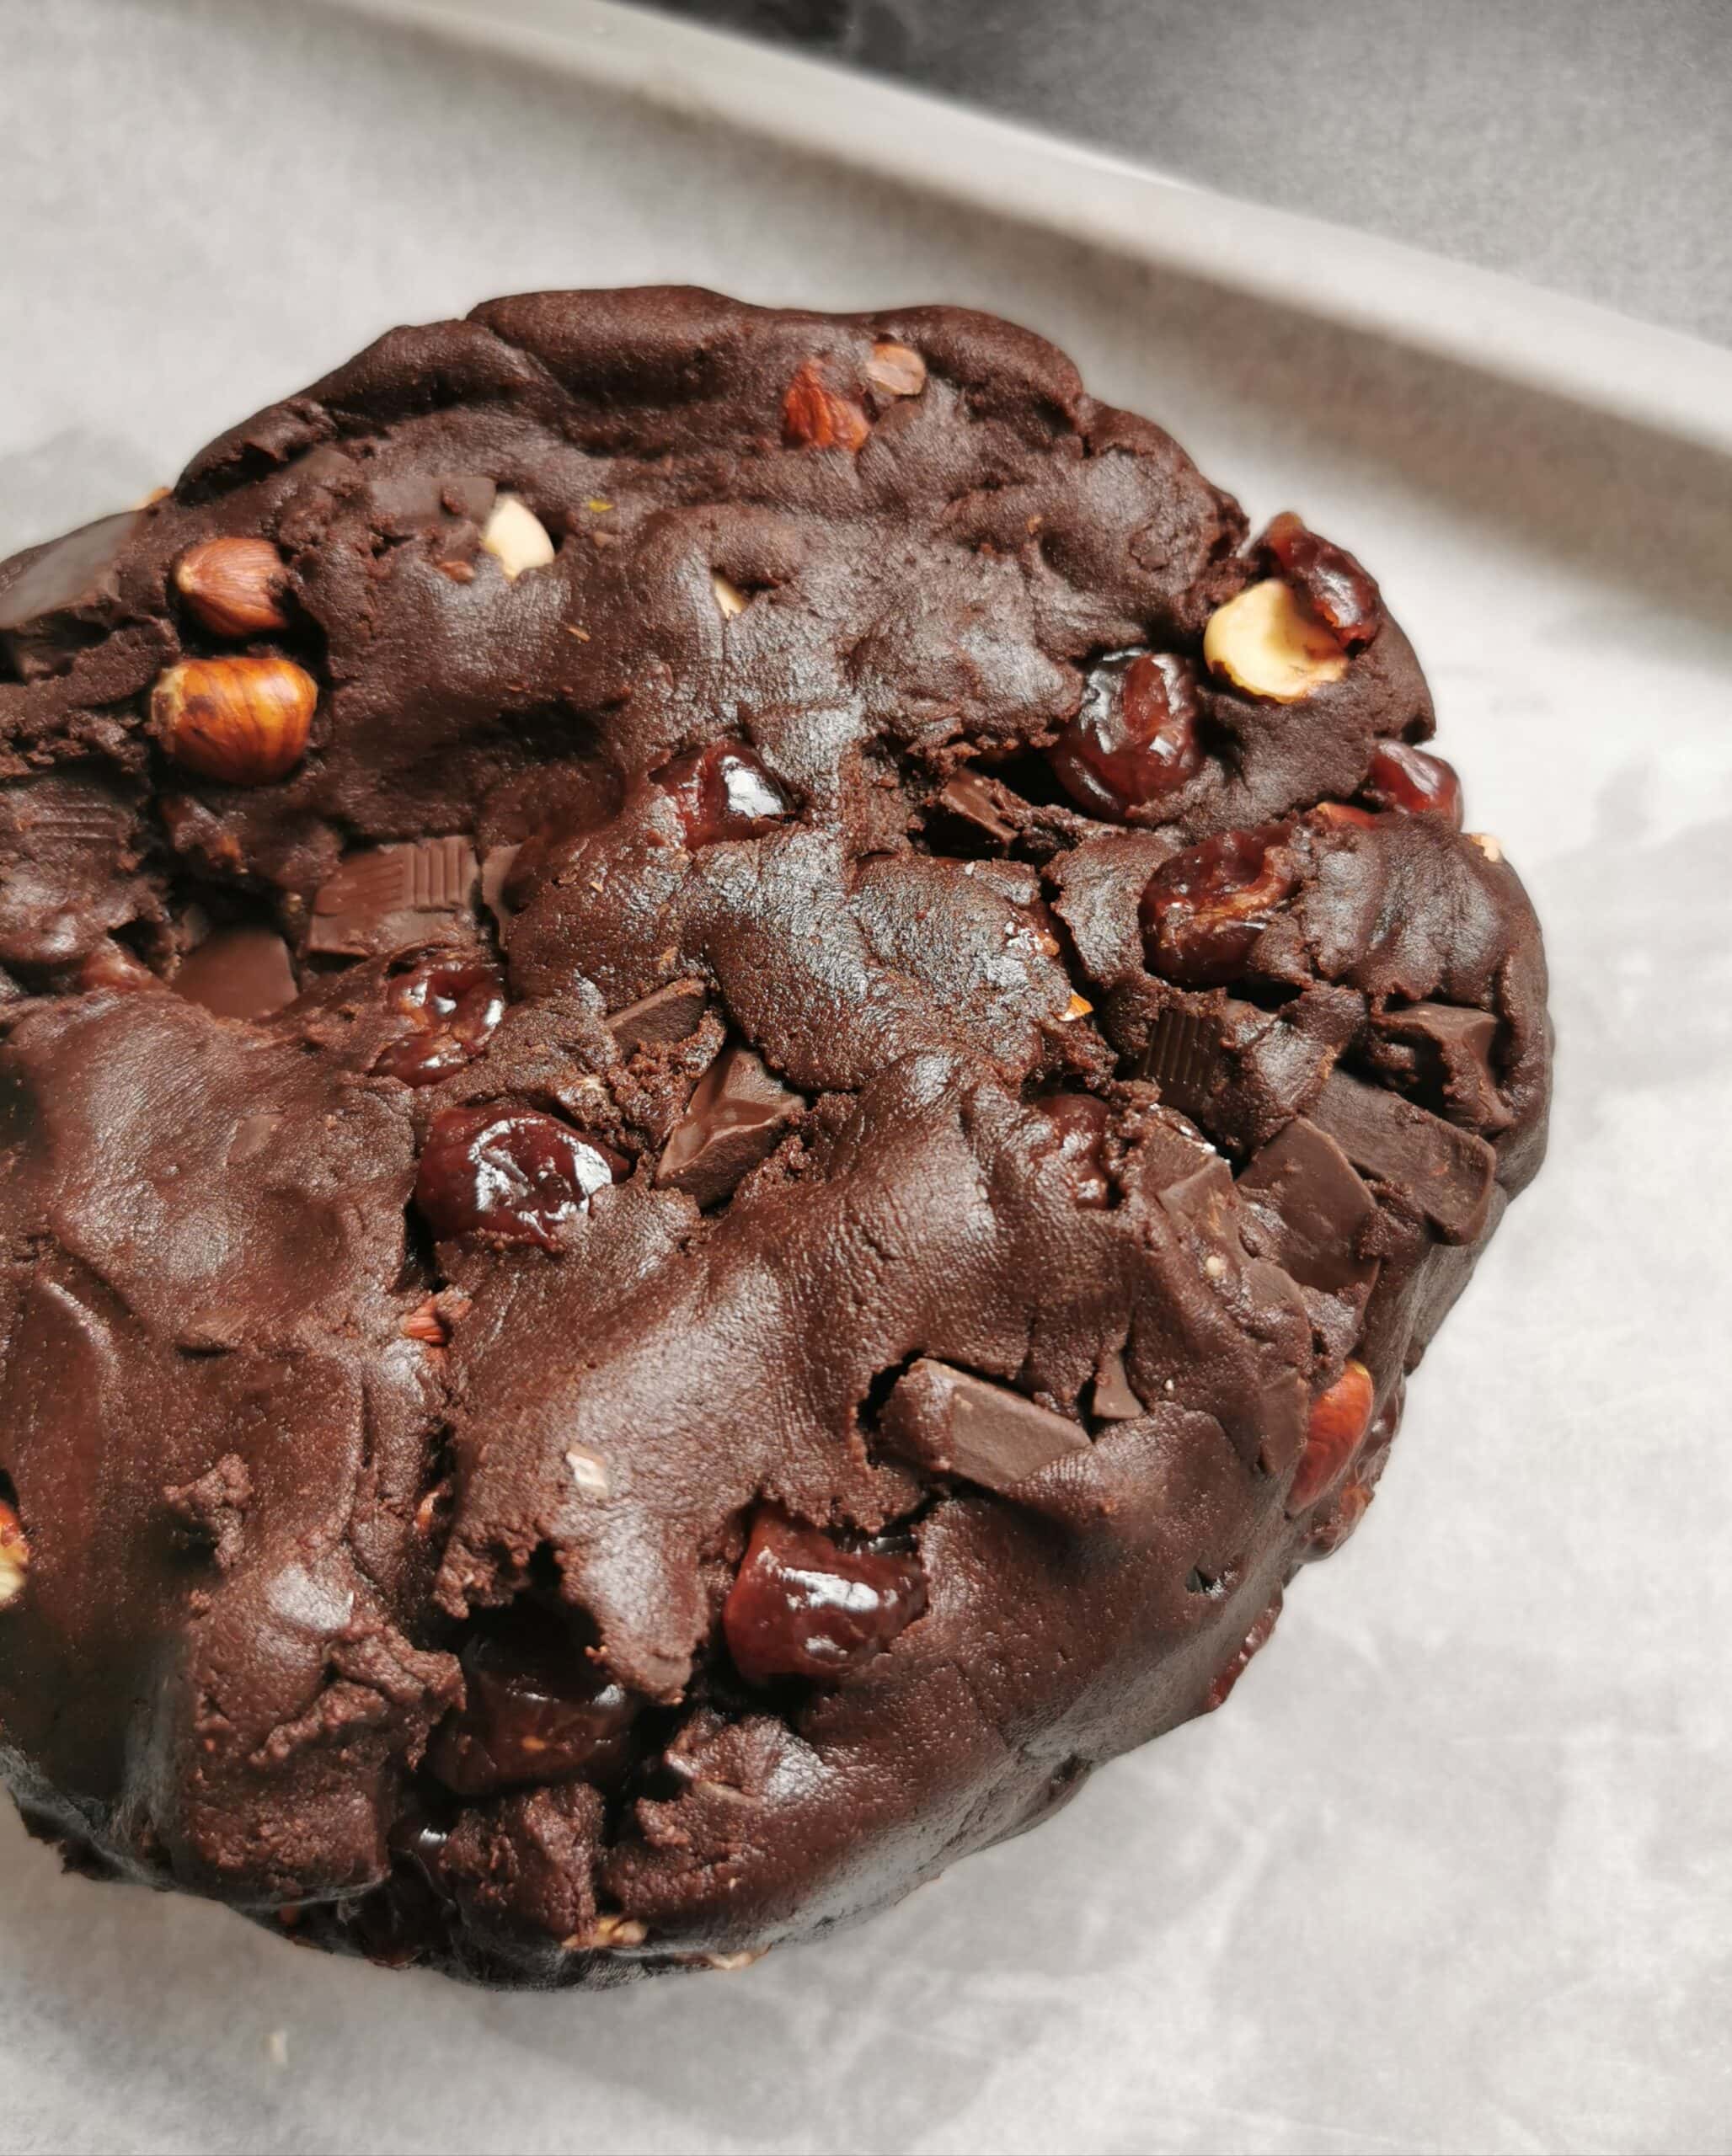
<box><xmin>711</xmin><ymin>571</ymin><xmax>749</xmax><ymax>619</ymax></box>
<box><xmin>575</xmin><ymin>1916</ymin><xmax>649</xmax><ymax>1951</ymax></box>
<box><xmin>865</xmin><ymin>340</ymin><xmax>927</xmax><ymax>398</ymax></box>
<box><xmin>152</xmin><ymin>656</ymin><xmax>317</xmax><ymax>785</ymax></box>
<box><xmin>782</xmin><ymin>362</ymin><xmax>870</xmax><ymax>451</ymax></box>
<box><xmin>1202</xmin><ymin>579</ymin><xmax>1348</xmax><ymax>702</ymax></box>
<box><xmin>174</xmin><ymin>536</ymin><xmax>290</xmax><ymax>637</ymax></box>
<box><xmin>0</xmin><ymin>1499</ymin><xmax>29</xmax><ymax>1611</ymax></box>
<box><xmin>1061</xmin><ymin>992</ymin><xmax>1094</xmax><ymax>1022</ymax></box>
<box><xmin>1469</xmin><ymin>831</ymin><xmax>1504</xmax><ymax>862</ymax></box>
<box><xmin>1288</xmin><ymin>1359</ymin><xmax>1376</xmax><ymax>1513</ymax></box>
<box><xmin>480</xmin><ymin>494</ymin><xmax>557</xmax><ymax>580</ymax></box>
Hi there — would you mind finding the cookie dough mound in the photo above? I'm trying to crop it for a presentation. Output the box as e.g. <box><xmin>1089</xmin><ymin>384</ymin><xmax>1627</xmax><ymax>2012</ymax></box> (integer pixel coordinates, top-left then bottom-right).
<box><xmin>0</xmin><ymin>290</ymin><xmax>1549</xmax><ymax>1985</ymax></box>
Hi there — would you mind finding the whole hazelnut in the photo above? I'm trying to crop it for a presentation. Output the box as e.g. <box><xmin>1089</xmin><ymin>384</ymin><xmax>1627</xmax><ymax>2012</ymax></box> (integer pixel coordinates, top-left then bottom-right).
<box><xmin>1288</xmin><ymin>1359</ymin><xmax>1377</xmax><ymax>1513</ymax></box>
<box><xmin>865</xmin><ymin>340</ymin><xmax>927</xmax><ymax>398</ymax></box>
<box><xmin>1203</xmin><ymin>578</ymin><xmax>1348</xmax><ymax>702</ymax></box>
<box><xmin>174</xmin><ymin>536</ymin><xmax>290</xmax><ymax>638</ymax></box>
<box><xmin>152</xmin><ymin>655</ymin><xmax>317</xmax><ymax>785</ymax></box>
<box><xmin>0</xmin><ymin>1499</ymin><xmax>29</xmax><ymax>1611</ymax></box>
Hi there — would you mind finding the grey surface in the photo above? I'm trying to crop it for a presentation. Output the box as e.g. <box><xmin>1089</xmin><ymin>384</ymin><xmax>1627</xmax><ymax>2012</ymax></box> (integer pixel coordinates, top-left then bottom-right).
<box><xmin>3</xmin><ymin>3</ymin><xmax>1732</xmax><ymax>2153</ymax></box>
<box><xmin>654</xmin><ymin>0</ymin><xmax>1732</xmax><ymax>346</ymax></box>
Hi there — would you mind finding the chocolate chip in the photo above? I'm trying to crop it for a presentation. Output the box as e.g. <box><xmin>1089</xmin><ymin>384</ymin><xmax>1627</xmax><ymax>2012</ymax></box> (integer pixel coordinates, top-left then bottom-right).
<box><xmin>879</xmin><ymin>1358</ymin><xmax>1091</xmax><ymax>1492</ymax></box>
<box><xmin>1090</xmin><ymin>1347</ymin><xmax>1143</xmax><ymax>1422</ymax></box>
<box><xmin>655</xmin><ymin>1041</ymin><xmax>802</xmax><ymax>1207</ymax></box>
<box><xmin>932</xmin><ymin>771</ymin><xmax>1018</xmax><ymax>846</ymax></box>
<box><xmin>1237</xmin><ymin>1116</ymin><xmax>1378</xmax><ymax>1294</ymax></box>
<box><xmin>606</xmin><ymin>979</ymin><xmax>708</xmax><ymax>1059</ymax></box>
<box><xmin>1367</xmin><ymin>1001</ymin><xmax>1510</xmax><ymax>1132</ymax></box>
<box><xmin>171</xmin><ymin>926</ymin><xmax>298</xmax><ymax>1022</ymax></box>
<box><xmin>307</xmin><ymin>837</ymin><xmax>478</xmax><ymax>958</ymax></box>
<box><xmin>1309</xmin><ymin>1068</ymin><xmax>1496</xmax><ymax>1244</ymax></box>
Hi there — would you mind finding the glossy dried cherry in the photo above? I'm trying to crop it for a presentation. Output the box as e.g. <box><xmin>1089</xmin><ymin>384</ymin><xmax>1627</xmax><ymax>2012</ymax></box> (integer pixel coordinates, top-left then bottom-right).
<box><xmin>1362</xmin><ymin>741</ymin><xmax>1463</xmax><ymax>827</ymax></box>
<box><xmin>656</xmin><ymin>742</ymin><xmax>792</xmax><ymax>846</ymax></box>
<box><xmin>1049</xmin><ymin>650</ymin><xmax>1205</xmax><ymax>820</ymax></box>
<box><xmin>414</xmin><ymin>1102</ymin><xmax>625</xmax><ymax>1249</ymax></box>
<box><xmin>1263</xmin><ymin>513</ymin><xmax>1382</xmax><ymax>650</ymax></box>
<box><xmin>723</xmin><ymin>1508</ymin><xmax>927</xmax><ymax>1687</ymax></box>
<box><xmin>1140</xmin><ymin>824</ymin><xmax>1296</xmax><ymax>987</ymax></box>
<box><xmin>372</xmin><ymin>955</ymin><xmax>505</xmax><ymax>1085</ymax></box>
<box><xmin>427</xmin><ymin>1622</ymin><xmax>639</xmax><ymax>1797</ymax></box>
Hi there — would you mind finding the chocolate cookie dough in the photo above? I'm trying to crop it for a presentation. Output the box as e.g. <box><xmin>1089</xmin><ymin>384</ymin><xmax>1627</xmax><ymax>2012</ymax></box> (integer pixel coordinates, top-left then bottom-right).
<box><xmin>0</xmin><ymin>289</ymin><xmax>1549</xmax><ymax>1986</ymax></box>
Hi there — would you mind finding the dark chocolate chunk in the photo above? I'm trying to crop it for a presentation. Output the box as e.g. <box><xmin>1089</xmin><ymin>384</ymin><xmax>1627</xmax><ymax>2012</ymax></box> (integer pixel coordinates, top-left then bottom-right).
<box><xmin>366</xmin><ymin>470</ymin><xmax>497</xmax><ymax>538</ymax></box>
<box><xmin>655</xmin><ymin>1041</ymin><xmax>802</xmax><ymax>1206</ymax></box>
<box><xmin>171</xmin><ymin>926</ymin><xmax>299</xmax><ymax>1022</ymax></box>
<box><xmin>1090</xmin><ymin>1347</ymin><xmax>1144</xmax><ymax>1422</ymax></box>
<box><xmin>879</xmin><ymin>1358</ymin><xmax>1091</xmax><ymax>1491</ymax></box>
<box><xmin>1309</xmin><ymin>1069</ymin><xmax>1496</xmax><ymax>1244</ymax></box>
<box><xmin>1368</xmin><ymin>1001</ymin><xmax>1510</xmax><ymax>1133</ymax></box>
<box><xmin>1237</xmin><ymin>1116</ymin><xmax>1378</xmax><ymax>1294</ymax></box>
<box><xmin>307</xmin><ymin>837</ymin><xmax>478</xmax><ymax>957</ymax></box>
<box><xmin>932</xmin><ymin>771</ymin><xmax>1018</xmax><ymax>846</ymax></box>
<box><xmin>606</xmin><ymin>979</ymin><xmax>708</xmax><ymax>1059</ymax></box>
<box><xmin>1142</xmin><ymin>1002</ymin><xmax>1232</xmax><ymax>1129</ymax></box>
<box><xmin>0</xmin><ymin>509</ymin><xmax>145</xmax><ymax>670</ymax></box>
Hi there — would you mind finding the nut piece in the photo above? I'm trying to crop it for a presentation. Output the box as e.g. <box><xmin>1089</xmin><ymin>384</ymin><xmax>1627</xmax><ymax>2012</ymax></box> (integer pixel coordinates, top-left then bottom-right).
<box><xmin>782</xmin><ymin>361</ymin><xmax>871</xmax><ymax>451</ymax></box>
<box><xmin>480</xmin><ymin>494</ymin><xmax>556</xmax><ymax>580</ymax></box>
<box><xmin>1288</xmin><ymin>1359</ymin><xmax>1377</xmax><ymax>1513</ymax></box>
<box><xmin>152</xmin><ymin>655</ymin><xmax>316</xmax><ymax>785</ymax></box>
<box><xmin>710</xmin><ymin>570</ymin><xmax>749</xmax><ymax>619</ymax></box>
<box><xmin>1202</xmin><ymin>578</ymin><xmax>1349</xmax><ymax>702</ymax></box>
<box><xmin>0</xmin><ymin>1499</ymin><xmax>29</xmax><ymax>1611</ymax></box>
<box><xmin>173</xmin><ymin>536</ymin><xmax>290</xmax><ymax>638</ymax></box>
<box><xmin>1468</xmin><ymin>831</ymin><xmax>1503</xmax><ymax>862</ymax></box>
<box><xmin>865</xmin><ymin>339</ymin><xmax>927</xmax><ymax>398</ymax></box>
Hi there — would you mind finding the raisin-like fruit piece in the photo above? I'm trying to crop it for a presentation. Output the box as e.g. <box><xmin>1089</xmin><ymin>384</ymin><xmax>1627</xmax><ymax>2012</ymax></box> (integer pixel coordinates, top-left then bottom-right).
<box><xmin>1049</xmin><ymin>650</ymin><xmax>1203</xmax><ymax>820</ymax></box>
<box><xmin>1362</xmin><ymin>741</ymin><xmax>1463</xmax><ymax>827</ymax></box>
<box><xmin>427</xmin><ymin>1622</ymin><xmax>640</xmax><ymax>1797</ymax></box>
<box><xmin>656</xmin><ymin>742</ymin><xmax>791</xmax><ymax>846</ymax></box>
<box><xmin>1140</xmin><ymin>825</ymin><xmax>1296</xmax><ymax>987</ymax></box>
<box><xmin>414</xmin><ymin>1102</ymin><xmax>625</xmax><ymax>1249</ymax></box>
<box><xmin>372</xmin><ymin>955</ymin><xmax>505</xmax><ymax>1085</ymax></box>
<box><xmin>723</xmin><ymin>1508</ymin><xmax>927</xmax><ymax>1686</ymax></box>
<box><xmin>1263</xmin><ymin>513</ymin><xmax>1382</xmax><ymax>650</ymax></box>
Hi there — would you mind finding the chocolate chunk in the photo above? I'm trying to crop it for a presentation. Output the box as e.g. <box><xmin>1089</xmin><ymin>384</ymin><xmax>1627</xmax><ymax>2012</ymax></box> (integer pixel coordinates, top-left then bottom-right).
<box><xmin>1309</xmin><ymin>1069</ymin><xmax>1495</xmax><ymax>1244</ymax></box>
<box><xmin>1368</xmin><ymin>1001</ymin><xmax>1511</xmax><ymax>1133</ymax></box>
<box><xmin>0</xmin><ymin>509</ymin><xmax>144</xmax><ymax>670</ymax></box>
<box><xmin>1142</xmin><ymin>1002</ymin><xmax>1231</xmax><ymax>1129</ymax></box>
<box><xmin>655</xmin><ymin>1041</ymin><xmax>801</xmax><ymax>1206</ymax></box>
<box><xmin>307</xmin><ymin>837</ymin><xmax>478</xmax><ymax>957</ymax></box>
<box><xmin>607</xmin><ymin>979</ymin><xmax>708</xmax><ymax>1059</ymax></box>
<box><xmin>1237</xmin><ymin>1117</ymin><xmax>1378</xmax><ymax>1294</ymax></box>
<box><xmin>879</xmin><ymin>1358</ymin><xmax>1091</xmax><ymax>1491</ymax></box>
<box><xmin>366</xmin><ymin>470</ymin><xmax>497</xmax><ymax>539</ymax></box>
<box><xmin>1090</xmin><ymin>1347</ymin><xmax>1143</xmax><ymax>1422</ymax></box>
<box><xmin>172</xmin><ymin>926</ymin><xmax>299</xmax><ymax>1022</ymax></box>
<box><xmin>932</xmin><ymin>772</ymin><xmax>1018</xmax><ymax>846</ymax></box>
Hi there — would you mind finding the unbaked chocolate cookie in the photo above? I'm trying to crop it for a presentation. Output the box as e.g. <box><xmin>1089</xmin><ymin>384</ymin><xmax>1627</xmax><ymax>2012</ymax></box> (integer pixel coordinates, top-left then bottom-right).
<box><xmin>0</xmin><ymin>290</ymin><xmax>1549</xmax><ymax>1985</ymax></box>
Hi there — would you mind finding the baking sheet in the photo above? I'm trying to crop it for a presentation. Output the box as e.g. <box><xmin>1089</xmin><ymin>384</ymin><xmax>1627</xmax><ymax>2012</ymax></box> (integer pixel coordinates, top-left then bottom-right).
<box><xmin>2</xmin><ymin>3</ymin><xmax>1729</xmax><ymax>2151</ymax></box>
